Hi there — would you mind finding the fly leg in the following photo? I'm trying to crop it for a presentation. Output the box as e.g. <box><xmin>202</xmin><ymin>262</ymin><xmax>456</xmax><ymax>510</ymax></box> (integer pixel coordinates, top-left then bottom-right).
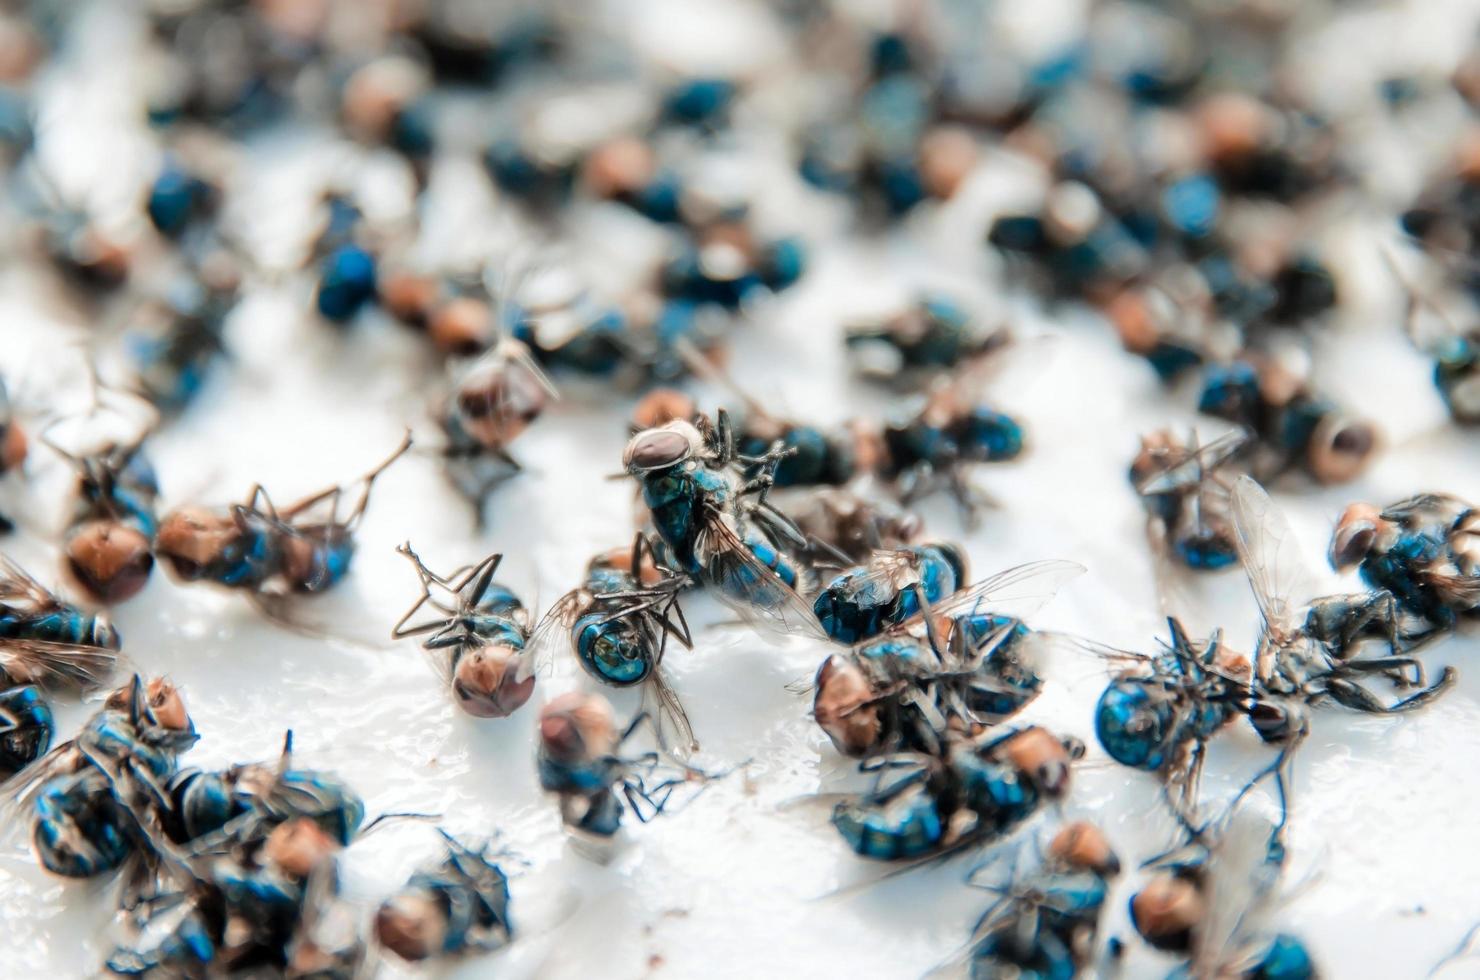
<box><xmin>1325</xmin><ymin>665</ymin><xmax>1457</xmax><ymax>715</ymax></box>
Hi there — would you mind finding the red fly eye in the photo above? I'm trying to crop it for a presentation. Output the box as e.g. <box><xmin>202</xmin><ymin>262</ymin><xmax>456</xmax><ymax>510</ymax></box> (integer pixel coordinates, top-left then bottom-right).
<box><xmin>623</xmin><ymin>427</ymin><xmax>692</xmax><ymax>472</ymax></box>
<box><xmin>1308</xmin><ymin>416</ymin><xmax>1379</xmax><ymax>484</ymax></box>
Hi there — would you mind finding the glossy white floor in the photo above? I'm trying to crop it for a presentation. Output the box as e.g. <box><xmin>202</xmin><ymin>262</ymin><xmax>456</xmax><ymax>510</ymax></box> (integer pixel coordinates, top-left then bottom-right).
<box><xmin>3</xmin><ymin>1</ymin><xmax>1480</xmax><ymax>977</ymax></box>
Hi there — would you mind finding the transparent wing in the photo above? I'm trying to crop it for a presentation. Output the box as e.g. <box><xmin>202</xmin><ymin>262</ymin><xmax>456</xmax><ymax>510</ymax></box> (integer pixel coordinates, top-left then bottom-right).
<box><xmin>644</xmin><ymin>666</ymin><xmax>698</xmax><ymax>758</ymax></box>
<box><xmin>694</xmin><ymin>516</ymin><xmax>829</xmax><ymax>640</ymax></box>
<box><xmin>1191</xmin><ymin>811</ymin><xmax>1284</xmax><ymax>977</ymax></box>
<box><xmin>1136</xmin><ymin>428</ymin><xmax>1250</xmax><ymax>496</ymax></box>
<box><xmin>0</xmin><ymin>640</ymin><xmax>120</xmax><ymax>693</ymax></box>
<box><xmin>920</xmin><ymin>559</ymin><xmax>1086</xmax><ymax>626</ymax></box>
<box><xmin>829</xmin><ymin>550</ymin><xmax>925</xmax><ymax>602</ymax></box>
<box><xmin>518</xmin><ymin>590</ymin><xmax>585</xmax><ymax>681</ymax></box>
<box><xmin>1229</xmin><ymin>476</ymin><xmax>1310</xmax><ymax>638</ymax></box>
<box><xmin>1379</xmin><ymin>493</ymin><xmax>1466</xmax><ymax>528</ymax></box>
<box><xmin>0</xmin><ymin>555</ymin><xmax>60</xmax><ymax>613</ymax></box>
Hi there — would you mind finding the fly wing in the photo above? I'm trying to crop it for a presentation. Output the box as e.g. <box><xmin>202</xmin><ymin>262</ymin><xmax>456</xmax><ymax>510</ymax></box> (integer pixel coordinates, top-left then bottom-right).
<box><xmin>1379</xmin><ymin>493</ymin><xmax>1468</xmax><ymax>529</ymax></box>
<box><xmin>0</xmin><ymin>639</ymin><xmax>120</xmax><ymax>693</ymax></box>
<box><xmin>1135</xmin><ymin>428</ymin><xmax>1250</xmax><ymax>496</ymax></box>
<box><xmin>693</xmin><ymin>515</ymin><xmax>830</xmax><ymax>640</ymax></box>
<box><xmin>924</xmin><ymin>560</ymin><xmax>1086</xmax><ymax>625</ymax></box>
<box><xmin>1190</xmin><ymin>811</ymin><xmax>1285</xmax><ymax>977</ymax></box>
<box><xmin>0</xmin><ymin>555</ymin><xmax>60</xmax><ymax>613</ymax></box>
<box><xmin>1230</xmin><ymin>476</ymin><xmax>1311</xmax><ymax>640</ymax></box>
<box><xmin>644</xmin><ymin>666</ymin><xmax>698</xmax><ymax>758</ymax></box>
<box><xmin>830</xmin><ymin>550</ymin><xmax>924</xmax><ymax>601</ymax></box>
<box><xmin>517</xmin><ymin>590</ymin><xmax>586</xmax><ymax>682</ymax></box>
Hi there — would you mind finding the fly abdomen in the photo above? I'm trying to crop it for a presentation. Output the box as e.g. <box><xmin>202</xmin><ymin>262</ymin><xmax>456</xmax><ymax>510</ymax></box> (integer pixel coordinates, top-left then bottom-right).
<box><xmin>832</xmin><ymin>783</ymin><xmax>944</xmax><ymax>860</ymax></box>
<box><xmin>0</xmin><ymin>684</ymin><xmax>52</xmax><ymax>780</ymax></box>
<box><xmin>574</xmin><ymin>612</ymin><xmax>651</xmax><ymax>686</ymax></box>
<box><xmin>1095</xmin><ymin>679</ymin><xmax>1182</xmax><ymax>771</ymax></box>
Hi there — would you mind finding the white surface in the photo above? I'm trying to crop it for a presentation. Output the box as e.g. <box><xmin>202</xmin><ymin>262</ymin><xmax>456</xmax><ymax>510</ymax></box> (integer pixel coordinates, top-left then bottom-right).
<box><xmin>3</xmin><ymin>2</ymin><xmax>1480</xmax><ymax>978</ymax></box>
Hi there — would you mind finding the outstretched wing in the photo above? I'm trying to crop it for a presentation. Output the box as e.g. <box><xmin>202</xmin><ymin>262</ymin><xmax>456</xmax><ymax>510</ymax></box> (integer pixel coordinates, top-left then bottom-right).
<box><xmin>0</xmin><ymin>640</ymin><xmax>120</xmax><ymax>693</ymax></box>
<box><xmin>923</xmin><ymin>560</ymin><xmax>1086</xmax><ymax>625</ymax></box>
<box><xmin>0</xmin><ymin>555</ymin><xmax>60</xmax><ymax>613</ymax></box>
<box><xmin>1190</xmin><ymin>810</ymin><xmax>1287</xmax><ymax>977</ymax></box>
<box><xmin>1135</xmin><ymin>428</ymin><xmax>1249</xmax><ymax>496</ymax></box>
<box><xmin>644</xmin><ymin>666</ymin><xmax>698</xmax><ymax>758</ymax></box>
<box><xmin>828</xmin><ymin>550</ymin><xmax>925</xmax><ymax>602</ymax></box>
<box><xmin>1229</xmin><ymin>476</ymin><xmax>1310</xmax><ymax>640</ymax></box>
<box><xmin>519</xmin><ymin>590</ymin><xmax>586</xmax><ymax>681</ymax></box>
<box><xmin>693</xmin><ymin>516</ymin><xmax>829</xmax><ymax>640</ymax></box>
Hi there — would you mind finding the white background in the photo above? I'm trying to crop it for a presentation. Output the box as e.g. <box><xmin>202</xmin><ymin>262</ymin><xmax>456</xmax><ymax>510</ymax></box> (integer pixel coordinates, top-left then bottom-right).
<box><xmin>3</xmin><ymin>0</ymin><xmax>1480</xmax><ymax>977</ymax></box>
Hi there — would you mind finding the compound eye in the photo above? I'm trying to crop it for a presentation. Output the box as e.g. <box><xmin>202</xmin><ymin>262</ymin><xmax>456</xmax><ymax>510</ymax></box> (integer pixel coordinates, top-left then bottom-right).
<box><xmin>1249</xmin><ymin>701</ymin><xmax>1290</xmax><ymax>743</ymax></box>
<box><xmin>624</xmin><ymin>427</ymin><xmax>692</xmax><ymax>471</ymax></box>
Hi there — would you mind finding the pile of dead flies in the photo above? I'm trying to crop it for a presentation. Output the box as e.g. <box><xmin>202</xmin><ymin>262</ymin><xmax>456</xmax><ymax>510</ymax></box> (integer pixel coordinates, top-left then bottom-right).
<box><xmin>0</xmin><ymin>1</ymin><xmax>1475</xmax><ymax>976</ymax></box>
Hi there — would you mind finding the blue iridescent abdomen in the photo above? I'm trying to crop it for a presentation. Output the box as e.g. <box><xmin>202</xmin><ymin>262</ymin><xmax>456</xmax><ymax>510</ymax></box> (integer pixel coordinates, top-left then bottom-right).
<box><xmin>0</xmin><ymin>684</ymin><xmax>52</xmax><ymax>780</ymax></box>
<box><xmin>574</xmin><ymin>613</ymin><xmax>650</xmax><ymax>686</ymax></box>
<box><xmin>538</xmin><ymin>753</ymin><xmax>618</xmax><ymax>797</ymax></box>
<box><xmin>832</xmin><ymin>783</ymin><xmax>943</xmax><ymax>860</ymax></box>
<box><xmin>33</xmin><ymin>770</ymin><xmax>133</xmax><ymax>878</ymax></box>
<box><xmin>1248</xmin><ymin>934</ymin><xmax>1317</xmax><ymax>980</ymax></box>
<box><xmin>1095</xmin><ymin>680</ymin><xmax>1179</xmax><ymax>770</ymax></box>
<box><xmin>0</xmin><ymin>607</ymin><xmax>115</xmax><ymax>648</ymax></box>
<box><xmin>277</xmin><ymin>769</ymin><xmax>365</xmax><ymax>844</ymax></box>
<box><xmin>1361</xmin><ymin>531</ymin><xmax>1451</xmax><ymax>624</ymax></box>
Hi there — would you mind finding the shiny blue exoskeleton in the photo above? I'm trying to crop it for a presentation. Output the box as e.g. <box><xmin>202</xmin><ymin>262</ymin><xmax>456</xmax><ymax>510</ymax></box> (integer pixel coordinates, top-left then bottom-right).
<box><xmin>833</xmin><ymin>771</ymin><xmax>944</xmax><ymax>860</ymax></box>
<box><xmin>166</xmin><ymin>766</ymin><xmax>251</xmax><ymax>843</ymax></box>
<box><xmin>157</xmin><ymin>504</ymin><xmax>279</xmax><ymax>590</ymax></box>
<box><xmin>1095</xmin><ymin>620</ymin><xmax>1243</xmax><ymax>776</ymax></box>
<box><xmin>953</xmin><ymin>612</ymin><xmax>1044</xmax><ymax>721</ymax></box>
<box><xmin>1198</xmin><ymin>359</ymin><xmax>1378</xmax><ymax>484</ymax></box>
<box><xmin>1433</xmin><ymin>333</ymin><xmax>1480</xmax><ymax>424</ymax></box>
<box><xmin>0</xmin><ymin>684</ymin><xmax>53</xmax><ymax>780</ymax></box>
<box><xmin>71</xmin><ymin>442</ymin><xmax>161</xmax><ymax>538</ymax></box>
<box><xmin>126</xmin><ymin>273</ymin><xmax>235</xmax><ymax>414</ymax></box>
<box><xmin>834</xmin><ymin>727</ymin><xmax>1081</xmax><ymax>862</ymax></box>
<box><xmin>1146</xmin><ymin>814</ymin><xmax>1318</xmax><ymax>978</ymax></box>
<box><xmin>535</xmin><ymin>541</ymin><xmax>695</xmax><ymax>749</ymax></box>
<box><xmin>33</xmin><ymin>769</ymin><xmax>135</xmax><ymax>877</ymax></box>
<box><xmin>394</xmin><ymin>546</ymin><xmax>536</xmax><ymax>718</ymax></box>
<box><xmin>171</xmin><ymin>735</ymin><xmax>364</xmax><ymax>853</ymax></box>
<box><xmin>884</xmin><ymin>402</ymin><xmax>1025</xmax><ymax>479</ymax></box>
<box><xmin>538</xmin><ymin>695</ymin><xmax>712</xmax><ymax>841</ymax></box>
<box><xmin>537</xmin><ymin>744</ymin><xmax>626</xmax><ymax>839</ymax></box>
<box><xmin>1330</xmin><ymin>492</ymin><xmax>1480</xmax><ymax>637</ymax></box>
<box><xmin>1244</xmin><ymin>934</ymin><xmax>1317</xmax><ymax>980</ymax></box>
<box><xmin>146</xmin><ymin>161</ymin><xmax>216</xmax><ymax>239</ymax></box>
<box><xmin>0</xmin><ymin>557</ymin><xmax>123</xmax><ymax>695</ymax></box>
<box><xmin>510</xmin><ymin>300</ymin><xmax>628</xmax><ymax>376</ymax></box>
<box><xmin>660</xmin><ymin>236</ymin><xmax>807</xmax><ymax>310</ymax></box>
<box><xmin>162</xmin><ymin>434</ymin><xmax>410</xmax><ymax>599</ymax></box>
<box><xmin>814</xmin><ymin>544</ymin><xmax>964</xmax><ymax>643</ymax></box>
<box><xmin>1130</xmin><ymin>429</ymin><xmax>1247</xmax><ymax>573</ymax></box>
<box><xmin>845</xmin><ymin>294</ymin><xmax>1007</xmax><ymax>375</ymax></box>
<box><xmin>28</xmin><ymin>678</ymin><xmax>198</xmax><ymax>879</ymax></box>
<box><xmin>570</xmin><ymin>554</ymin><xmax>674</xmax><ymax>687</ymax></box>
<box><xmin>315</xmin><ymin>244</ymin><xmax>378</xmax><ymax>323</ymax></box>
<box><xmin>736</xmin><ymin>419</ymin><xmax>855</xmax><ymax>489</ymax></box>
<box><xmin>105</xmin><ymin>891</ymin><xmax>217</xmax><ymax>978</ymax></box>
<box><xmin>965</xmin><ymin>856</ymin><xmax>1116</xmax><ymax>980</ymax></box>
<box><xmin>381</xmin><ymin>835</ymin><xmax>514</xmax><ymax>961</ymax></box>
<box><xmin>0</xmin><ymin>595</ymin><xmax>122</xmax><ymax>650</ymax></box>
<box><xmin>634</xmin><ymin>435</ymin><xmax>804</xmax><ymax>592</ymax></box>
